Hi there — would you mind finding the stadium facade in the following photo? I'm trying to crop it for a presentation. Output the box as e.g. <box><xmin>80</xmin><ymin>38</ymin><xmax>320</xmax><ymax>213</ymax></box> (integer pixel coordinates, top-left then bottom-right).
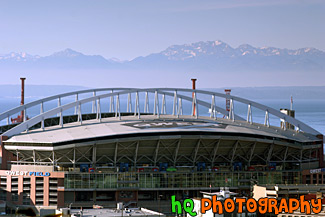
<box><xmin>0</xmin><ymin>87</ymin><xmax>323</xmax><ymax>212</ymax></box>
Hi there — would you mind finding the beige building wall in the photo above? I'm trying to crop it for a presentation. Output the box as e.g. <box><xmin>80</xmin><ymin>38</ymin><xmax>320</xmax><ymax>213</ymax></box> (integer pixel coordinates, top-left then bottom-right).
<box><xmin>252</xmin><ymin>185</ymin><xmax>266</xmax><ymax>200</ymax></box>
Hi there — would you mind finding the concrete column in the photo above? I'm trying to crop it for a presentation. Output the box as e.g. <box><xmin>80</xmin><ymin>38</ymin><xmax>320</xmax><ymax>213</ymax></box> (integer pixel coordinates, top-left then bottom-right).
<box><xmin>93</xmin><ymin>191</ymin><xmax>96</xmax><ymax>204</ymax></box>
<box><xmin>302</xmin><ymin>175</ymin><xmax>306</xmax><ymax>184</ymax></box>
<box><xmin>6</xmin><ymin>175</ymin><xmax>11</xmax><ymax>201</ymax></box>
<box><xmin>57</xmin><ymin>178</ymin><xmax>65</xmax><ymax>208</ymax></box>
<box><xmin>18</xmin><ymin>176</ymin><xmax>23</xmax><ymax>205</ymax></box>
<box><xmin>92</xmin><ymin>145</ymin><xmax>97</xmax><ymax>168</ymax></box>
<box><xmin>57</xmin><ymin>190</ymin><xmax>65</xmax><ymax>208</ymax></box>
<box><xmin>44</xmin><ymin>177</ymin><xmax>49</xmax><ymax>206</ymax></box>
<box><xmin>30</xmin><ymin>176</ymin><xmax>36</xmax><ymax>205</ymax></box>
<box><xmin>135</xmin><ymin>190</ymin><xmax>138</xmax><ymax>202</ymax></box>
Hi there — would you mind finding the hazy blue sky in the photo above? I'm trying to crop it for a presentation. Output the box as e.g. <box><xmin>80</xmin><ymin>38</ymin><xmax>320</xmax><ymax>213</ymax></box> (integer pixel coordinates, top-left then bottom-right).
<box><xmin>0</xmin><ymin>0</ymin><xmax>324</xmax><ymax>60</ymax></box>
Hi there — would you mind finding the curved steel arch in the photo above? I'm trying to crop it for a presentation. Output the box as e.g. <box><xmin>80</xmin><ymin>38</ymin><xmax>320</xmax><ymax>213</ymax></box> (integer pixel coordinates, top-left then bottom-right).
<box><xmin>157</xmin><ymin>88</ymin><xmax>320</xmax><ymax>135</ymax></box>
<box><xmin>0</xmin><ymin>88</ymin><xmax>135</xmax><ymax>123</ymax></box>
<box><xmin>0</xmin><ymin>88</ymin><xmax>320</xmax><ymax>138</ymax></box>
<box><xmin>1</xmin><ymin>88</ymin><xmax>243</xmax><ymax>137</ymax></box>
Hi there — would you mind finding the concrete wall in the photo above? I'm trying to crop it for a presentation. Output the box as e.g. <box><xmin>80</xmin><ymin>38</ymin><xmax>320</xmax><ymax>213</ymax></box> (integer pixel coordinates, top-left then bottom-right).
<box><xmin>11</xmin><ymin>165</ymin><xmax>54</xmax><ymax>172</ymax></box>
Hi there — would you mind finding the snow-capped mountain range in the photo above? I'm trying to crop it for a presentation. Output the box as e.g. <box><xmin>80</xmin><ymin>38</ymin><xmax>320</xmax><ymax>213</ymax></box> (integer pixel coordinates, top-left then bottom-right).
<box><xmin>159</xmin><ymin>41</ymin><xmax>324</xmax><ymax>60</ymax></box>
<box><xmin>0</xmin><ymin>40</ymin><xmax>324</xmax><ymax>72</ymax></box>
<box><xmin>0</xmin><ymin>52</ymin><xmax>40</xmax><ymax>61</ymax></box>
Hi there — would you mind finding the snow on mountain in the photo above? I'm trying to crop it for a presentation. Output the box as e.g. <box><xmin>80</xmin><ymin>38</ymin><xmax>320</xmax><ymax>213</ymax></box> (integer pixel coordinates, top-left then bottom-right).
<box><xmin>161</xmin><ymin>40</ymin><xmax>235</xmax><ymax>60</ymax></box>
<box><xmin>159</xmin><ymin>41</ymin><xmax>325</xmax><ymax>60</ymax></box>
<box><xmin>0</xmin><ymin>52</ymin><xmax>40</xmax><ymax>61</ymax></box>
<box><xmin>108</xmin><ymin>57</ymin><xmax>126</xmax><ymax>63</ymax></box>
<box><xmin>0</xmin><ymin>41</ymin><xmax>324</xmax><ymax>72</ymax></box>
<box><xmin>129</xmin><ymin>41</ymin><xmax>325</xmax><ymax>72</ymax></box>
<box><xmin>49</xmin><ymin>48</ymin><xmax>84</xmax><ymax>58</ymax></box>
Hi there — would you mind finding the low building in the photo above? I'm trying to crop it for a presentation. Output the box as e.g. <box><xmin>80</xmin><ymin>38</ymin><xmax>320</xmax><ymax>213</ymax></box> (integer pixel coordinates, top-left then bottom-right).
<box><xmin>253</xmin><ymin>185</ymin><xmax>325</xmax><ymax>217</ymax></box>
<box><xmin>70</xmin><ymin>207</ymin><xmax>165</xmax><ymax>217</ymax></box>
<box><xmin>189</xmin><ymin>188</ymin><xmax>256</xmax><ymax>217</ymax></box>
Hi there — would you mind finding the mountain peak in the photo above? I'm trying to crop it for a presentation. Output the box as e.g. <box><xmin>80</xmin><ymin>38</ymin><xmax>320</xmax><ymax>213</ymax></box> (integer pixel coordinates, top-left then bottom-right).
<box><xmin>213</xmin><ymin>40</ymin><xmax>224</xmax><ymax>46</ymax></box>
<box><xmin>238</xmin><ymin>44</ymin><xmax>254</xmax><ymax>49</ymax></box>
<box><xmin>51</xmin><ymin>48</ymin><xmax>84</xmax><ymax>57</ymax></box>
<box><xmin>297</xmin><ymin>47</ymin><xmax>322</xmax><ymax>54</ymax></box>
<box><xmin>160</xmin><ymin>40</ymin><xmax>234</xmax><ymax>60</ymax></box>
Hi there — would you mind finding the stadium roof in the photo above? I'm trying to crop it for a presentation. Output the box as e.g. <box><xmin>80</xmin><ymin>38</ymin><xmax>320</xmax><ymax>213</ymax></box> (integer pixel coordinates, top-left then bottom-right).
<box><xmin>3</xmin><ymin>115</ymin><xmax>320</xmax><ymax>149</ymax></box>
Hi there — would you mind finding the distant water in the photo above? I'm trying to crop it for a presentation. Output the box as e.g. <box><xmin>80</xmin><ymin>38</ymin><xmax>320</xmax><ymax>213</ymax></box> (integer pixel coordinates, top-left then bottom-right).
<box><xmin>0</xmin><ymin>96</ymin><xmax>324</xmax><ymax>136</ymax></box>
<box><xmin>252</xmin><ymin>99</ymin><xmax>325</xmax><ymax>135</ymax></box>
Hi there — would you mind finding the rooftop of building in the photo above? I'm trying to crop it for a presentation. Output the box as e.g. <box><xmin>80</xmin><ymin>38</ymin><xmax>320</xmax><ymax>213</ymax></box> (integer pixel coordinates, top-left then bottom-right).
<box><xmin>3</xmin><ymin>115</ymin><xmax>320</xmax><ymax>149</ymax></box>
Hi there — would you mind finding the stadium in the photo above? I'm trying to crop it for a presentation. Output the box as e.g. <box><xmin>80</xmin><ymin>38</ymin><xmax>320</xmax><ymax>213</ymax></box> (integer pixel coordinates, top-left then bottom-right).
<box><xmin>0</xmin><ymin>83</ymin><xmax>323</xmax><ymax>213</ymax></box>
